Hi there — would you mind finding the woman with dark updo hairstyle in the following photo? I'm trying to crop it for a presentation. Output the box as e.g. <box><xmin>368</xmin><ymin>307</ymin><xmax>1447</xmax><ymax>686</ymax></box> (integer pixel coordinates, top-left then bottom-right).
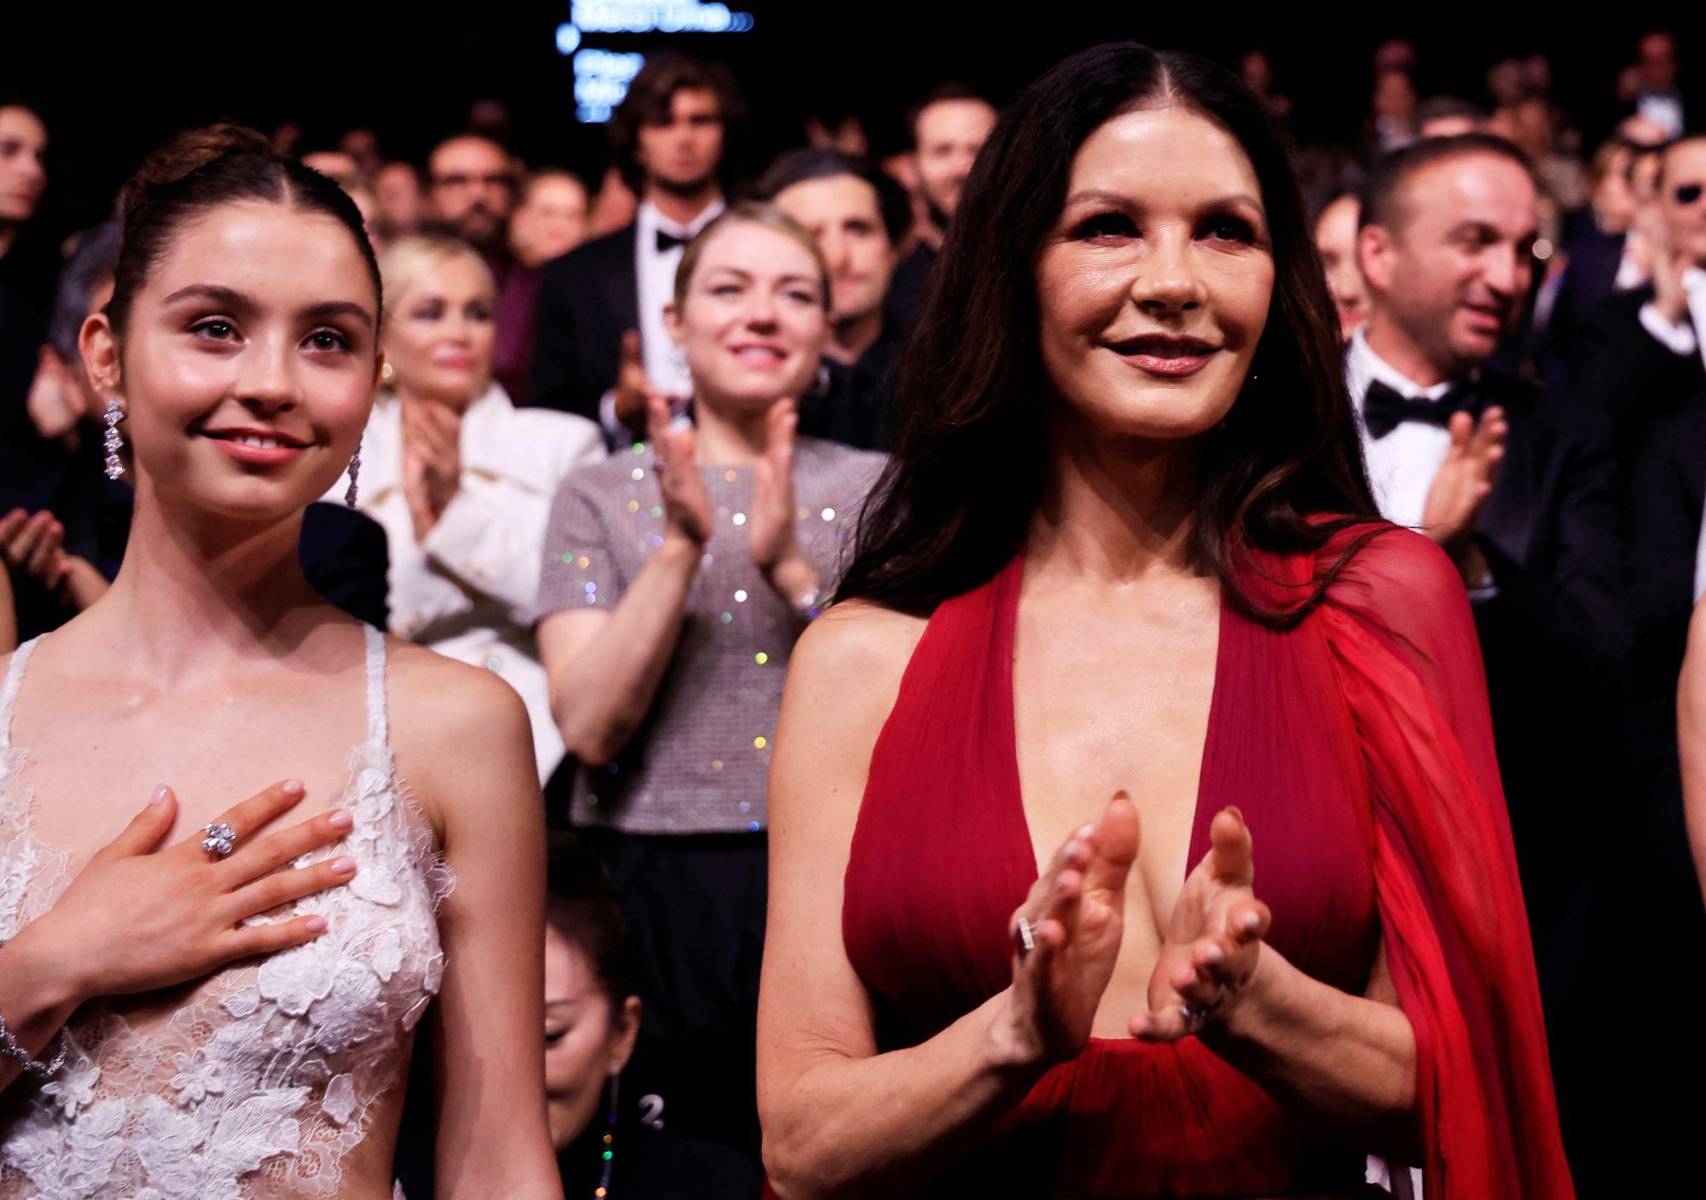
<box><xmin>758</xmin><ymin>44</ymin><xmax>1571</xmax><ymax>1198</ymax></box>
<box><xmin>0</xmin><ymin>126</ymin><xmax>559</xmax><ymax>1197</ymax></box>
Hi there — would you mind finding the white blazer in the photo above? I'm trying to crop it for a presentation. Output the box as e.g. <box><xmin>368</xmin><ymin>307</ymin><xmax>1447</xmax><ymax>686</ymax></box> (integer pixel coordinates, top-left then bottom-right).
<box><xmin>335</xmin><ymin>383</ymin><xmax>605</xmax><ymax>781</ymax></box>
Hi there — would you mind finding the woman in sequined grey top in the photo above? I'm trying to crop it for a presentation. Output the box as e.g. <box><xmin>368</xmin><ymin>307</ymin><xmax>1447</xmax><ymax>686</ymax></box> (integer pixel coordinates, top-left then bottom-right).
<box><xmin>532</xmin><ymin>203</ymin><xmax>883</xmax><ymax>1165</ymax></box>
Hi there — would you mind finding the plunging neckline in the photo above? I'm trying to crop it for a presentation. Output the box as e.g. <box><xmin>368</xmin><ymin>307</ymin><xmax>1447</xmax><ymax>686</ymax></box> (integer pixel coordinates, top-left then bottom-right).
<box><xmin>996</xmin><ymin>552</ymin><xmax>1227</xmax><ymax>891</ymax></box>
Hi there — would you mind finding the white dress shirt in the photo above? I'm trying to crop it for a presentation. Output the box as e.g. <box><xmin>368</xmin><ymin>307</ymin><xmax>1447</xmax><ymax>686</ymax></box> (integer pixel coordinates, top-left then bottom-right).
<box><xmin>597</xmin><ymin>197</ymin><xmax>726</xmax><ymax>442</ymax></box>
<box><xmin>334</xmin><ymin>383</ymin><xmax>606</xmax><ymax>781</ymax></box>
<box><xmin>1345</xmin><ymin>328</ymin><xmax>1462</xmax><ymax>532</ymax></box>
<box><xmin>1637</xmin><ymin>266</ymin><xmax>1706</xmax><ymax>372</ymax></box>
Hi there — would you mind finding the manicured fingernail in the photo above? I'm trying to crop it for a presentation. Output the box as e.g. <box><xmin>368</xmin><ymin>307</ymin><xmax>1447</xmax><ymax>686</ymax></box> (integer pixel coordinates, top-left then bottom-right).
<box><xmin>305</xmin><ymin>916</ymin><xmax>328</xmax><ymax>933</ymax></box>
<box><xmin>150</xmin><ymin>785</ymin><xmax>171</xmax><ymax>806</ymax></box>
<box><xmin>1242</xmin><ymin>912</ymin><xmax>1261</xmax><ymax>931</ymax></box>
<box><xmin>1076</xmin><ymin>823</ymin><xmax>1095</xmax><ymax>839</ymax></box>
<box><xmin>328</xmin><ymin>811</ymin><xmax>353</xmax><ymax>830</ymax></box>
<box><xmin>330</xmin><ymin>857</ymin><xmax>356</xmax><ymax>876</ymax></box>
<box><xmin>1203</xmin><ymin>943</ymin><xmax>1224</xmax><ymax>962</ymax></box>
<box><xmin>281</xmin><ymin>780</ymin><xmax>305</xmax><ymax>796</ymax></box>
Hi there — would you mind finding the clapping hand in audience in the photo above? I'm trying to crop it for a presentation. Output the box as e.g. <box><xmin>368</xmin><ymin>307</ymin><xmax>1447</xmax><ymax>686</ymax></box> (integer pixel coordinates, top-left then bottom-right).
<box><xmin>0</xmin><ymin>508</ymin><xmax>109</xmax><ymax>613</ymax></box>
<box><xmin>647</xmin><ymin>388</ymin><xmax>712</xmax><ymax>547</ymax></box>
<box><xmin>613</xmin><ymin>330</ymin><xmax>654</xmax><ymax>435</ymax></box>
<box><xmin>1420</xmin><ymin>406</ymin><xmax>1507</xmax><ymax>585</ymax></box>
<box><xmin>400</xmin><ymin>395</ymin><xmax>463</xmax><ymax>539</ymax></box>
<box><xmin>748</xmin><ymin>398</ymin><xmax>820</xmax><ymax>609</ymax></box>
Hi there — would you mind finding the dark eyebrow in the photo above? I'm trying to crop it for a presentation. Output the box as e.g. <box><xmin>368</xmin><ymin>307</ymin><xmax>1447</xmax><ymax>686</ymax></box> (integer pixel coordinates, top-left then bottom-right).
<box><xmin>1061</xmin><ymin>189</ymin><xmax>1266</xmax><ymax>217</ymax></box>
<box><xmin>162</xmin><ymin>284</ymin><xmax>374</xmax><ymax>330</ymax></box>
<box><xmin>303</xmin><ymin>301</ymin><xmax>376</xmax><ymax>329</ymax></box>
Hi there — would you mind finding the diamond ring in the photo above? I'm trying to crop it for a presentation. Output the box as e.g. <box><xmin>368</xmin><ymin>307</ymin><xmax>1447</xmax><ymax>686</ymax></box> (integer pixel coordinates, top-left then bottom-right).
<box><xmin>200</xmin><ymin>822</ymin><xmax>238</xmax><ymax>859</ymax></box>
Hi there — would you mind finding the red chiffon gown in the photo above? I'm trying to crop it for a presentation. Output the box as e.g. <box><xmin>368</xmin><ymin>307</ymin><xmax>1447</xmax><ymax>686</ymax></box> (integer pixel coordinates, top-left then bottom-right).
<box><xmin>841</xmin><ymin>524</ymin><xmax>1574</xmax><ymax>1198</ymax></box>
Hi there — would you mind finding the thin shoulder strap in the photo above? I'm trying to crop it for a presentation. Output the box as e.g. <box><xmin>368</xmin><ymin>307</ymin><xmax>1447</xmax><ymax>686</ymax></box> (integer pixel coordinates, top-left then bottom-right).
<box><xmin>0</xmin><ymin>638</ymin><xmax>41</xmax><ymax>753</ymax></box>
<box><xmin>362</xmin><ymin>624</ymin><xmax>389</xmax><ymax>748</ymax></box>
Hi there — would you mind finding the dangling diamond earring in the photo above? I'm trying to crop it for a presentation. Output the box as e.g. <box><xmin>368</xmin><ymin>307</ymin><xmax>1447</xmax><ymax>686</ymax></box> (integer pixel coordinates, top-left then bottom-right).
<box><xmin>345</xmin><ymin>437</ymin><xmax>363</xmax><ymax>507</ymax></box>
<box><xmin>102</xmin><ymin>398</ymin><xmax>126</xmax><ymax>480</ymax></box>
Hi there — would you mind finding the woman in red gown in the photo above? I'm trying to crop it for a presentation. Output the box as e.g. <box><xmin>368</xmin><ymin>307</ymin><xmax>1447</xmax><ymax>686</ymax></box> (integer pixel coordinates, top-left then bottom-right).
<box><xmin>756</xmin><ymin>43</ymin><xmax>1572</xmax><ymax>1200</ymax></box>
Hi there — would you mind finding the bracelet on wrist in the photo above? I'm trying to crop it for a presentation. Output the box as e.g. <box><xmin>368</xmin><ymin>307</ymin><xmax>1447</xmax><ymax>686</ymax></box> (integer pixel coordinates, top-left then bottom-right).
<box><xmin>0</xmin><ymin>1011</ymin><xmax>67</xmax><ymax>1081</ymax></box>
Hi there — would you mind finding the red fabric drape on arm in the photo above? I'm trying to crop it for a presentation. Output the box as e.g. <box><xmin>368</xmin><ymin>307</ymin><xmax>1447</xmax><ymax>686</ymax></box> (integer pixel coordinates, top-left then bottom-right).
<box><xmin>1308</xmin><ymin>526</ymin><xmax>1574</xmax><ymax>1198</ymax></box>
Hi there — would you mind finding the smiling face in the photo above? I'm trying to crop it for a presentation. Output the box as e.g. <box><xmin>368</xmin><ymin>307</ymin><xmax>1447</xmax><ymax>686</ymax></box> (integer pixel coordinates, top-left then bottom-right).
<box><xmin>81</xmin><ymin>200</ymin><xmax>379</xmax><ymax>521</ymax></box>
<box><xmin>667</xmin><ymin>220</ymin><xmax>828</xmax><ymax>416</ymax></box>
<box><xmin>1357</xmin><ymin>151</ymin><xmax>1537</xmax><ymax>377</ymax></box>
<box><xmin>1034</xmin><ymin>105</ymin><xmax>1273</xmax><ymax>444</ymax></box>
<box><xmin>381</xmin><ymin>249</ymin><xmax>495</xmax><ymax>409</ymax></box>
<box><xmin>772</xmin><ymin>173</ymin><xmax>898</xmax><ymax>325</ymax></box>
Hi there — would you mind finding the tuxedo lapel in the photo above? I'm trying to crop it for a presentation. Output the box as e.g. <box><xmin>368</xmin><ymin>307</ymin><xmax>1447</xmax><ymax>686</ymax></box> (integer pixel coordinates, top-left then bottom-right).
<box><xmin>608</xmin><ymin>224</ymin><xmax>641</xmax><ymax>340</ymax></box>
<box><xmin>1474</xmin><ymin>373</ymin><xmax>1545</xmax><ymax>568</ymax></box>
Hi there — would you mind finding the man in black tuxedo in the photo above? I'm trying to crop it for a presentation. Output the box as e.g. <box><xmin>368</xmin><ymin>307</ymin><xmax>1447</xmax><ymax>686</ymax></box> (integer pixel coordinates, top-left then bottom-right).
<box><xmin>1569</xmin><ymin>135</ymin><xmax>1706</xmax><ymax>795</ymax></box>
<box><xmin>530</xmin><ymin>54</ymin><xmax>738</xmax><ymax>442</ymax></box>
<box><xmin>758</xmin><ymin>148</ymin><xmax>912</xmax><ymax>452</ymax></box>
<box><xmin>1351</xmin><ymin>134</ymin><xmax>1625</xmax><ymax>1188</ymax></box>
<box><xmin>883</xmin><ymin>85</ymin><xmax>995</xmax><ymax>333</ymax></box>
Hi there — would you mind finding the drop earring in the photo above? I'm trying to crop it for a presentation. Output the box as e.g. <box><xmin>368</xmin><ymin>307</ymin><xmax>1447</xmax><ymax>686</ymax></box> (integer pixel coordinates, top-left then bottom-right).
<box><xmin>345</xmin><ymin>437</ymin><xmax>363</xmax><ymax>507</ymax></box>
<box><xmin>102</xmin><ymin>398</ymin><xmax>125</xmax><ymax>480</ymax></box>
<box><xmin>595</xmin><ymin>1070</ymin><xmax>619</xmax><ymax>1198</ymax></box>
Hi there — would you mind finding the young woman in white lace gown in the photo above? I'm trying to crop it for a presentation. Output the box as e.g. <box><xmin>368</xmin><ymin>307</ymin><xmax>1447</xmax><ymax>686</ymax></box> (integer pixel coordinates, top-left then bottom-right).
<box><xmin>0</xmin><ymin>126</ymin><xmax>562</xmax><ymax>1199</ymax></box>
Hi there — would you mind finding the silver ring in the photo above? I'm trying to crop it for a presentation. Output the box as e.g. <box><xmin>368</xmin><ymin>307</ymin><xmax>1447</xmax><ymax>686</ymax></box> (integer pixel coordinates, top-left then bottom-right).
<box><xmin>200</xmin><ymin>822</ymin><xmax>237</xmax><ymax>859</ymax></box>
<box><xmin>1180</xmin><ymin>1003</ymin><xmax>1210</xmax><ymax>1033</ymax></box>
<box><xmin>1014</xmin><ymin>916</ymin><xmax>1036</xmax><ymax>961</ymax></box>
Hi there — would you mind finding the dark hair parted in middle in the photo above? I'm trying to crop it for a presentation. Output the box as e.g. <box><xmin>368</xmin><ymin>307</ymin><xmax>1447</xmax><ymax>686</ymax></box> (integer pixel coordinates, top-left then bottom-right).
<box><xmin>837</xmin><ymin>43</ymin><xmax>1378</xmax><ymax>628</ymax></box>
<box><xmin>107</xmin><ymin>123</ymin><xmax>381</xmax><ymax>338</ymax></box>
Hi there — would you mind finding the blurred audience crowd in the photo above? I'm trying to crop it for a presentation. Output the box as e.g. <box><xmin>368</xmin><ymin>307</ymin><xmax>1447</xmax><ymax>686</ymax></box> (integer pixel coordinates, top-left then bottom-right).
<box><xmin>3</xmin><ymin>27</ymin><xmax>1705</xmax><ymax>1195</ymax></box>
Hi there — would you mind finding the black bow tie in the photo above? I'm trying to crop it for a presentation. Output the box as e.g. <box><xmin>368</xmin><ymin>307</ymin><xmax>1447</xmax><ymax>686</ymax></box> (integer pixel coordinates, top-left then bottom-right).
<box><xmin>655</xmin><ymin>229</ymin><xmax>687</xmax><ymax>253</ymax></box>
<box><xmin>1361</xmin><ymin>378</ymin><xmax>1481</xmax><ymax>440</ymax></box>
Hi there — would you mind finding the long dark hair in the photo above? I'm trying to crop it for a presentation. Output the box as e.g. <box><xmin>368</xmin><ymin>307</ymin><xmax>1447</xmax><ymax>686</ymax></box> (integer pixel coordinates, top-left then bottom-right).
<box><xmin>837</xmin><ymin>43</ymin><xmax>1378</xmax><ymax>628</ymax></box>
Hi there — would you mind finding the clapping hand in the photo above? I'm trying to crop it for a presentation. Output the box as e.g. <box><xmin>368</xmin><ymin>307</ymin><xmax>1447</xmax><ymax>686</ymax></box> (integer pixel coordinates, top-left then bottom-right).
<box><xmin>1001</xmin><ymin>793</ymin><xmax>1140</xmax><ymax>1065</ymax></box>
<box><xmin>1420</xmin><ymin>406</ymin><xmax>1506</xmax><ymax>554</ymax></box>
<box><xmin>648</xmin><ymin>389</ymin><xmax>712</xmax><ymax>547</ymax></box>
<box><xmin>0</xmin><ymin>509</ymin><xmax>107</xmax><ymax>612</ymax></box>
<box><xmin>400</xmin><ymin>397</ymin><xmax>463</xmax><ymax>538</ymax></box>
<box><xmin>748</xmin><ymin>399</ymin><xmax>821</xmax><ymax>607</ymax></box>
<box><xmin>1131</xmin><ymin>806</ymin><xmax>1271</xmax><ymax>1042</ymax></box>
<box><xmin>612</xmin><ymin>330</ymin><xmax>653</xmax><ymax>434</ymax></box>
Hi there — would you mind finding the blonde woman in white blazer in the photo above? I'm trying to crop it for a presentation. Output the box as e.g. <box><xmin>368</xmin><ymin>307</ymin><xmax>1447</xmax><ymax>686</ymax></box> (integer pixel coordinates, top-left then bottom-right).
<box><xmin>339</xmin><ymin>233</ymin><xmax>605</xmax><ymax>780</ymax></box>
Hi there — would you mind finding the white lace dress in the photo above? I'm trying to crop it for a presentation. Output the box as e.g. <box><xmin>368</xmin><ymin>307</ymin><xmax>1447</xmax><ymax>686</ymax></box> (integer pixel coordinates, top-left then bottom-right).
<box><xmin>0</xmin><ymin>626</ymin><xmax>454</xmax><ymax>1199</ymax></box>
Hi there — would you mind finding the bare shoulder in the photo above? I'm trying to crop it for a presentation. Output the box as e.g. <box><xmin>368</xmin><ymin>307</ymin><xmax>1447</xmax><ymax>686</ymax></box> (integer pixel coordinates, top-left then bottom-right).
<box><xmin>773</xmin><ymin>600</ymin><xmax>930</xmax><ymax>814</ymax></box>
<box><xmin>383</xmin><ymin>638</ymin><xmax>536</xmax><ymax>837</ymax></box>
<box><xmin>786</xmin><ymin>599</ymin><xmax>929</xmax><ymax>717</ymax></box>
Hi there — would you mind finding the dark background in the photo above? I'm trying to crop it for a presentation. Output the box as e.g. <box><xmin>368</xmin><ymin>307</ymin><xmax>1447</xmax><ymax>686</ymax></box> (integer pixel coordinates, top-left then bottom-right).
<box><xmin>2</xmin><ymin>4</ymin><xmax>1681</xmax><ymax>234</ymax></box>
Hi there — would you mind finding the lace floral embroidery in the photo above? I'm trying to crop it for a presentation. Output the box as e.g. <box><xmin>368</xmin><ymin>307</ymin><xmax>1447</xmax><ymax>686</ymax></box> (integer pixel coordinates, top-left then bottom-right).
<box><xmin>0</xmin><ymin>634</ymin><xmax>454</xmax><ymax>1200</ymax></box>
